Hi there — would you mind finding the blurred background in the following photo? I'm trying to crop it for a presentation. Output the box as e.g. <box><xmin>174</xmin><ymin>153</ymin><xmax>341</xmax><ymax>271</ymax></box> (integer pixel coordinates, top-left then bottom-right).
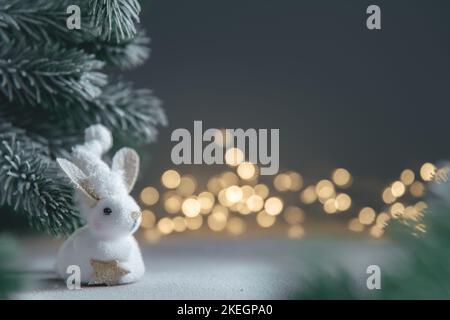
<box><xmin>124</xmin><ymin>0</ymin><xmax>450</xmax><ymax>241</ymax></box>
<box><xmin>3</xmin><ymin>0</ymin><xmax>450</xmax><ymax>299</ymax></box>
<box><xmin>2</xmin><ymin>0</ymin><xmax>449</xmax><ymax>239</ymax></box>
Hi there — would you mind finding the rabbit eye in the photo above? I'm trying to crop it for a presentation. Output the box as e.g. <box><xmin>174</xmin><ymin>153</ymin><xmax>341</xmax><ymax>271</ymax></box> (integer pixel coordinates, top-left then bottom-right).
<box><xmin>103</xmin><ymin>207</ymin><xmax>112</xmax><ymax>215</ymax></box>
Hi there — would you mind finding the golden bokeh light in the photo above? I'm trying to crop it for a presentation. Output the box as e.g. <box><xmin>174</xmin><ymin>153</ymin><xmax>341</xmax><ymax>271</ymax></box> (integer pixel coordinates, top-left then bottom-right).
<box><xmin>264</xmin><ymin>197</ymin><xmax>283</xmax><ymax>216</ymax></box>
<box><xmin>273</xmin><ymin>173</ymin><xmax>292</xmax><ymax>192</ymax></box>
<box><xmin>287</xmin><ymin>171</ymin><xmax>303</xmax><ymax>191</ymax></box>
<box><xmin>138</xmin><ymin>157</ymin><xmax>433</xmax><ymax>241</ymax></box>
<box><xmin>176</xmin><ymin>175</ymin><xmax>197</xmax><ymax>197</ymax></box>
<box><xmin>172</xmin><ymin>216</ymin><xmax>187</xmax><ymax>232</ymax></box>
<box><xmin>332</xmin><ymin>168</ymin><xmax>352</xmax><ymax>188</ymax></box>
<box><xmin>358</xmin><ymin>207</ymin><xmax>376</xmax><ymax>225</ymax></box>
<box><xmin>316</xmin><ymin>180</ymin><xmax>335</xmax><ymax>199</ymax></box>
<box><xmin>185</xmin><ymin>215</ymin><xmax>203</xmax><ymax>230</ymax></box>
<box><xmin>283</xmin><ymin>206</ymin><xmax>305</xmax><ymax>225</ymax></box>
<box><xmin>404</xmin><ymin>206</ymin><xmax>420</xmax><ymax>221</ymax></box>
<box><xmin>164</xmin><ymin>194</ymin><xmax>182</xmax><ymax>214</ymax></box>
<box><xmin>207</xmin><ymin>211</ymin><xmax>228</xmax><ymax>231</ymax></box>
<box><xmin>420</xmin><ymin>162</ymin><xmax>436</xmax><ymax>181</ymax></box>
<box><xmin>240</xmin><ymin>185</ymin><xmax>255</xmax><ymax>200</ymax></box>
<box><xmin>225</xmin><ymin>148</ymin><xmax>244</xmax><ymax>167</ymax></box>
<box><xmin>157</xmin><ymin>217</ymin><xmax>174</xmax><ymax>235</ymax></box>
<box><xmin>225</xmin><ymin>185</ymin><xmax>243</xmax><ymax>203</ymax></box>
<box><xmin>237</xmin><ymin>162</ymin><xmax>256</xmax><ymax>180</ymax></box>
<box><xmin>246</xmin><ymin>194</ymin><xmax>264</xmax><ymax>212</ymax></box>
<box><xmin>218</xmin><ymin>189</ymin><xmax>233</xmax><ymax>207</ymax></box>
<box><xmin>212</xmin><ymin>204</ymin><xmax>229</xmax><ymax>217</ymax></box>
<box><xmin>198</xmin><ymin>191</ymin><xmax>215</xmax><ymax>214</ymax></box>
<box><xmin>376</xmin><ymin>212</ymin><xmax>390</xmax><ymax>227</ymax></box>
<box><xmin>391</xmin><ymin>181</ymin><xmax>406</xmax><ymax>197</ymax></box>
<box><xmin>323</xmin><ymin>198</ymin><xmax>338</xmax><ymax>214</ymax></box>
<box><xmin>300</xmin><ymin>186</ymin><xmax>317</xmax><ymax>204</ymax></box>
<box><xmin>181</xmin><ymin>197</ymin><xmax>201</xmax><ymax>217</ymax></box>
<box><xmin>382</xmin><ymin>187</ymin><xmax>396</xmax><ymax>204</ymax></box>
<box><xmin>236</xmin><ymin>203</ymin><xmax>251</xmax><ymax>215</ymax></box>
<box><xmin>410</xmin><ymin>181</ymin><xmax>425</xmax><ymax>197</ymax></box>
<box><xmin>140</xmin><ymin>186</ymin><xmax>159</xmax><ymax>206</ymax></box>
<box><xmin>400</xmin><ymin>169</ymin><xmax>415</xmax><ymax>186</ymax></box>
<box><xmin>254</xmin><ymin>184</ymin><xmax>270</xmax><ymax>199</ymax></box>
<box><xmin>140</xmin><ymin>209</ymin><xmax>156</xmax><ymax>228</ymax></box>
<box><xmin>348</xmin><ymin>218</ymin><xmax>364</xmax><ymax>232</ymax></box>
<box><xmin>220</xmin><ymin>172</ymin><xmax>239</xmax><ymax>187</ymax></box>
<box><xmin>161</xmin><ymin>170</ymin><xmax>181</xmax><ymax>189</ymax></box>
<box><xmin>256</xmin><ymin>210</ymin><xmax>276</xmax><ymax>228</ymax></box>
<box><xmin>335</xmin><ymin>193</ymin><xmax>352</xmax><ymax>211</ymax></box>
<box><xmin>414</xmin><ymin>201</ymin><xmax>428</xmax><ymax>212</ymax></box>
<box><xmin>390</xmin><ymin>202</ymin><xmax>405</xmax><ymax>218</ymax></box>
<box><xmin>207</xmin><ymin>176</ymin><xmax>222</xmax><ymax>194</ymax></box>
<box><xmin>370</xmin><ymin>225</ymin><xmax>384</xmax><ymax>238</ymax></box>
<box><xmin>226</xmin><ymin>217</ymin><xmax>246</xmax><ymax>235</ymax></box>
<box><xmin>287</xmin><ymin>225</ymin><xmax>305</xmax><ymax>239</ymax></box>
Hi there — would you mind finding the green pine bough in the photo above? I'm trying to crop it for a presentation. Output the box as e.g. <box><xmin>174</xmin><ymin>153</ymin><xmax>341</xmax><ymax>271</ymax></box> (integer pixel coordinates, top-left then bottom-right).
<box><xmin>0</xmin><ymin>0</ymin><xmax>167</xmax><ymax>236</ymax></box>
<box><xmin>295</xmin><ymin>199</ymin><xmax>450</xmax><ymax>299</ymax></box>
<box><xmin>0</xmin><ymin>236</ymin><xmax>22</xmax><ymax>299</ymax></box>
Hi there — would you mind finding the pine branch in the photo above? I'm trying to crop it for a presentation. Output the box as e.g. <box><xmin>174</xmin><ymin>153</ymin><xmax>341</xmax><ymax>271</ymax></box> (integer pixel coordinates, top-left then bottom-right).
<box><xmin>0</xmin><ymin>117</ymin><xmax>49</xmax><ymax>156</ymax></box>
<box><xmin>83</xmin><ymin>29</ymin><xmax>151</xmax><ymax>69</ymax></box>
<box><xmin>0</xmin><ymin>0</ymin><xmax>80</xmax><ymax>43</ymax></box>
<box><xmin>0</xmin><ymin>43</ymin><xmax>107</xmax><ymax>109</ymax></box>
<box><xmin>0</xmin><ymin>110</ymin><xmax>76</xmax><ymax>159</ymax></box>
<box><xmin>0</xmin><ymin>81</ymin><xmax>167</xmax><ymax>157</ymax></box>
<box><xmin>90</xmin><ymin>0</ymin><xmax>141</xmax><ymax>42</ymax></box>
<box><xmin>0</xmin><ymin>0</ymin><xmax>163</xmax><ymax>237</ymax></box>
<box><xmin>0</xmin><ymin>1</ymin><xmax>149</xmax><ymax>69</ymax></box>
<box><xmin>91</xmin><ymin>81</ymin><xmax>167</xmax><ymax>145</ymax></box>
<box><xmin>294</xmin><ymin>201</ymin><xmax>450</xmax><ymax>299</ymax></box>
<box><xmin>0</xmin><ymin>136</ymin><xmax>81</xmax><ymax>236</ymax></box>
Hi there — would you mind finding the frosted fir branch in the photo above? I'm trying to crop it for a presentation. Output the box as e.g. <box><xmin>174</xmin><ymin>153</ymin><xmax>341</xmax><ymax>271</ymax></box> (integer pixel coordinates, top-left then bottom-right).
<box><xmin>0</xmin><ymin>117</ymin><xmax>49</xmax><ymax>156</ymax></box>
<box><xmin>295</xmin><ymin>202</ymin><xmax>450</xmax><ymax>299</ymax></box>
<box><xmin>83</xmin><ymin>29</ymin><xmax>151</xmax><ymax>69</ymax></box>
<box><xmin>90</xmin><ymin>0</ymin><xmax>141</xmax><ymax>42</ymax></box>
<box><xmin>90</xmin><ymin>81</ymin><xmax>167</xmax><ymax>144</ymax></box>
<box><xmin>0</xmin><ymin>0</ymin><xmax>77</xmax><ymax>43</ymax></box>
<box><xmin>46</xmin><ymin>81</ymin><xmax>168</xmax><ymax>148</ymax></box>
<box><xmin>0</xmin><ymin>81</ymin><xmax>167</xmax><ymax>157</ymax></box>
<box><xmin>0</xmin><ymin>137</ymin><xmax>81</xmax><ymax>236</ymax></box>
<box><xmin>0</xmin><ymin>111</ymin><xmax>79</xmax><ymax>159</ymax></box>
<box><xmin>0</xmin><ymin>1</ymin><xmax>149</xmax><ymax>69</ymax></box>
<box><xmin>0</xmin><ymin>43</ymin><xmax>107</xmax><ymax>109</ymax></box>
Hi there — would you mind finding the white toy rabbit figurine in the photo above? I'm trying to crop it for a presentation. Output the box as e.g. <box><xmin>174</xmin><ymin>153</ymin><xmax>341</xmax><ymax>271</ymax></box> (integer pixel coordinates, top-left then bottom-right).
<box><xmin>55</xmin><ymin>124</ymin><xmax>145</xmax><ymax>285</ymax></box>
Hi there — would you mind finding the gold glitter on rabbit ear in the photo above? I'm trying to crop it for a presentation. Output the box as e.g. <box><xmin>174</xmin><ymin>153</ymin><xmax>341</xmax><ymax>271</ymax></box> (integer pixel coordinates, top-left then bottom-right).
<box><xmin>111</xmin><ymin>148</ymin><xmax>140</xmax><ymax>193</ymax></box>
<box><xmin>56</xmin><ymin>158</ymin><xmax>100</xmax><ymax>206</ymax></box>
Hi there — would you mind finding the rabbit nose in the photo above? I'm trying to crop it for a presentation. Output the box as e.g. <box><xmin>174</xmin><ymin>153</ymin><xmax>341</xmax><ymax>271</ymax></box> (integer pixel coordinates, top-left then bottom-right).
<box><xmin>131</xmin><ymin>211</ymin><xmax>141</xmax><ymax>220</ymax></box>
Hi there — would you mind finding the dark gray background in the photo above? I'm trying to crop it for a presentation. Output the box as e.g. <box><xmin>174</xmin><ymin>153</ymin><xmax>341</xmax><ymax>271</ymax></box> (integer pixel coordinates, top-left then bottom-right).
<box><xmin>132</xmin><ymin>0</ymin><xmax>450</xmax><ymax>186</ymax></box>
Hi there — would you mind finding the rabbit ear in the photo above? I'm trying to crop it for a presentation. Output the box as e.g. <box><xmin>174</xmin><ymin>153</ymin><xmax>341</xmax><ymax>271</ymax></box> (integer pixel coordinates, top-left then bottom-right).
<box><xmin>112</xmin><ymin>148</ymin><xmax>140</xmax><ymax>193</ymax></box>
<box><xmin>56</xmin><ymin>158</ymin><xmax>100</xmax><ymax>206</ymax></box>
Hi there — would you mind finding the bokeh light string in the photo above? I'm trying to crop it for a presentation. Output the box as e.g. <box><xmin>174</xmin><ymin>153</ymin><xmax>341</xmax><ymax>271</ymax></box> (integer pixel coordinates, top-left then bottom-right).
<box><xmin>138</xmin><ymin>144</ymin><xmax>442</xmax><ymax>243</ymax></box>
